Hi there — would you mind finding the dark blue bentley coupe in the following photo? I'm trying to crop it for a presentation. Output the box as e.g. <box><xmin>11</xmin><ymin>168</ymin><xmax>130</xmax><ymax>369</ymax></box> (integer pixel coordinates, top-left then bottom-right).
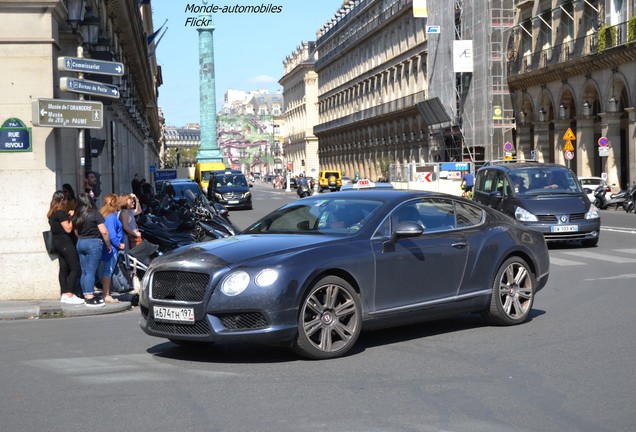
<box><xmin>139</xmin><ymin>190</ymin><xmax>550</xmax><ymax>359</ymax></box>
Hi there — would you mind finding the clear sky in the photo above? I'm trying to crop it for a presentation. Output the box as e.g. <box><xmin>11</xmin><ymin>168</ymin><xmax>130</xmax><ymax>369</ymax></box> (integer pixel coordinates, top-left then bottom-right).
<box><xmin>151</xmin><ymin>1</ymin><xmax>345</xmax><ymax>127</ymax></box>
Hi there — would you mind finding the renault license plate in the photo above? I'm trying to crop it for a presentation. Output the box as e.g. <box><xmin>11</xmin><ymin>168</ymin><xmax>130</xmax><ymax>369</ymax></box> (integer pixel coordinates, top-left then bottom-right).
<box><xmin>551</xmin><ymin>225</ymin><xmax>578</xmax><ymax>232</ymax></box>
<box><xmin>153</xmin><ymin>306</ymin><xmax>195</xmax><ymax>323</ymax></box>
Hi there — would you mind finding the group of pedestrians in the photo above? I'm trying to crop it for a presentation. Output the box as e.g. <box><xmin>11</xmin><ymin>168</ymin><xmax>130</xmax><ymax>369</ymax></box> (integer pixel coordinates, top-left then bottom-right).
<box><xmin>46</xmin><ymin>183</ymin><xmax>143</xmax><ymax>307</ymax></box>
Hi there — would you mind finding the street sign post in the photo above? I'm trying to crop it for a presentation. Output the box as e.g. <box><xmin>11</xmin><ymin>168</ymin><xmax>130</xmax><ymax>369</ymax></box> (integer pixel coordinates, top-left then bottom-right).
<box><xmin>60</xmin><ymin>77</ymin><xmax>120</xmax><ymax>99</ymax></box>
<box><xmin>32</xmin><ymin>98</ymin><xmax>104</xmax><ymax>129</ymax></box>
<box><xmin>57</xmin><ymin>56</ymin><xmax>124</xmax><ymax>76</ymax></box>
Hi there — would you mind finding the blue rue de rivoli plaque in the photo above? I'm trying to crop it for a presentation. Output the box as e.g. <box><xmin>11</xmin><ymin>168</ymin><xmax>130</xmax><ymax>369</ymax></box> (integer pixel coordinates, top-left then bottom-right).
<box><xmin>0</xmin><ymin>118</ymin><xmax>32</xmax><ymax>152</ymax></box>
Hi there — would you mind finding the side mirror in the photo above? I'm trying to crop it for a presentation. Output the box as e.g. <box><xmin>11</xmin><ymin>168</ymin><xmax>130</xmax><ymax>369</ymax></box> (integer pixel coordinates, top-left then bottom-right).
<box><xmin>390</xmin><ymin>221</ymin><xmax>423</xmax><ymax>242</ymax></box>
<box><xmin>490</xmin><ymin>190</ymin><xmax>503</xmax><ymax>198</ymax></box>
<box><xmin>583</xmin><ymin>187</ymin><xmax>592</xmax><ymax>194</ymax></box>
<box><xmin>383</xmin><ymin>221</ymin><xmax>423</xmax><ymax>252</ymax></box>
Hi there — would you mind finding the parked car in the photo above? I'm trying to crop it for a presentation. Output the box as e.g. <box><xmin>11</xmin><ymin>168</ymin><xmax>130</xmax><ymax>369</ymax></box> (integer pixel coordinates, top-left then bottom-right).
<box><xmin>341</xmin><ymin>176</ymin><xmax>353</xmax><ymax>186</ymax></box>
<box><xmin>139</xmin><ymin>189</ymin><xmax>550</xmax><ymax>359</ymax></box>
<box><xmin>158</xmin><ymin>179</ymin><xmax>203</xmax><ymax>205</ymax></box>
<box><xmin>473</xmin><ymin>162</ymin><xmax>600</xmax><ymax>247</ymax></box>
<box><xmin>578</xmin><ymin>176</ymin><xmax>611</xmax><ymax>204</ymax></box>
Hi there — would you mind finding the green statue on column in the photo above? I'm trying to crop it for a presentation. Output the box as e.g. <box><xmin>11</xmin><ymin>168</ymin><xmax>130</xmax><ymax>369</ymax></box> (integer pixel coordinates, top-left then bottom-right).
<box><xmin>196</xmin><ymin>0</ymin><xmax>223</xmax><ymax>163</ymax></box>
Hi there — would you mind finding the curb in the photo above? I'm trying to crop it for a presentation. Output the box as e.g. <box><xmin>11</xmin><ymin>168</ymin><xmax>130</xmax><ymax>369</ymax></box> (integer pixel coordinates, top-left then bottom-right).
<box><xmin>0</xmin><ymin>299</ymin><xmax>132</xmax><ymax>320</ymax></box>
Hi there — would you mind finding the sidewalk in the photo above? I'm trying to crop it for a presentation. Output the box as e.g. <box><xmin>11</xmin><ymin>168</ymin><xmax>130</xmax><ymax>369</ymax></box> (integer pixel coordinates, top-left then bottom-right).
<box><xmin>0</xmin><ymin>294</ymin><xmax>133</xmax><ymax>320</ymax></box>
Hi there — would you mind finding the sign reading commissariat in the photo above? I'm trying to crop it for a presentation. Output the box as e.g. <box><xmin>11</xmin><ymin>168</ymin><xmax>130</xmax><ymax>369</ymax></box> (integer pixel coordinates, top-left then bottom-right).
<box><xmin>57</xmin><ymin>56</ymin><xmax>124</xmax><ymax>76</ymax></box>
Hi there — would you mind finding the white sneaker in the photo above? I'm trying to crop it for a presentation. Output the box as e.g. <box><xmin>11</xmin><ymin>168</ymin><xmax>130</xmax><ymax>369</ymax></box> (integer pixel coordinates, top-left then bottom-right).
<box><xmin>61</xmin><ymin>294</ymin><xmax>85</xmax><ymax>305</ymax></box>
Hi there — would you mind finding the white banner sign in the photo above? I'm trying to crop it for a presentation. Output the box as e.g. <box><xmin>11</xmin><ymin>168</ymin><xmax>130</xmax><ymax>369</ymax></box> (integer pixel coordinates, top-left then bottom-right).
<box><xmin>453</xmin><ymin>40</ymin><xmax>473</xmax><ymax>73</ymax></box>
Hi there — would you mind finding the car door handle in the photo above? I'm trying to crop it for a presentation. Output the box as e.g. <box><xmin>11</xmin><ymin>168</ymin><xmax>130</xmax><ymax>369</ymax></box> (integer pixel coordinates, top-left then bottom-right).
<box><xmin>451</xmin><ymin>242</ymin><xmax>467</xmax><ymax>249</ymax></box>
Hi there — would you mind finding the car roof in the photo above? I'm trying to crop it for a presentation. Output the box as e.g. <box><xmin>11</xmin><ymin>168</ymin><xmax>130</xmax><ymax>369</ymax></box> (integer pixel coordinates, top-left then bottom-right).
<box><xmin>478</xmin><ymin>162</ymin><xmax>570</xmax><ymax>172</ymax></box>
<box><xmin>166</xmin><ymin>178</ymin><xmax>195</xmax><ymax>183</ymax></box>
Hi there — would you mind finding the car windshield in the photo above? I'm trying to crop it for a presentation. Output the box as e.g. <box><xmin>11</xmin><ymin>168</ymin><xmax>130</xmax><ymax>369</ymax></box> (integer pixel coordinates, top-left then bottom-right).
<box><xmin>162</xmin><ymin>182</ymin><xmax>208</xmax><ymax>207</ymax></box>
<box><xmin>510</xmin><ymin>168</ymin><xmax>583</xmax><ymax>195</ymax></box>
<box><xmin>243</xmin><ymin>198</ymin><xmax>384</xmax><ymax>235</ymax></box>
<box><xmin>215</xmin><ymin>174</ymin><xmax>248</xmax><ymax>187</ymax></box>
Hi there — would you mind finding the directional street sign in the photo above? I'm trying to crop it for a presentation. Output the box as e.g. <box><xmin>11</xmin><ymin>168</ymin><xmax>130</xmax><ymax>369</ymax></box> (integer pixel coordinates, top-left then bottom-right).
<box><xmin>32</xmin><ymin>98</ymin><xmax>104</xmax><ymax>129</ymax></box>
<box><xmin>60</xmin><ymin>77</ymin><xmax>120</xmax><ymax>99</ymax></box>
<box><xmin>58</xmin><ymin>56</ymin><xmax>124</xmax><ymax>76</ymax></box>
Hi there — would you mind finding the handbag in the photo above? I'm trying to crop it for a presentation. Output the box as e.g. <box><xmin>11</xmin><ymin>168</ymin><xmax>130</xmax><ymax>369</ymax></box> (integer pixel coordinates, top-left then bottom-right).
<box><xmin>128</xmin><ymin>233</ymin><xmax>143</xmax><ymax>248</ymax></box>
<box><xmin>42</xmin><ymin>230</ymin><xmax>56</xmax><ymax>254</ymax></box>
<box><xmin>111</xmin><ymin>254</ymin><xmax>134</xmax><ymax>293</ymax></box>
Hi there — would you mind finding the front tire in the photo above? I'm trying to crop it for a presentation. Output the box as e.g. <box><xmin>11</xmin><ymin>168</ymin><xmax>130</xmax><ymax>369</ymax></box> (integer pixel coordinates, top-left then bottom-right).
<box><xmin>483</xmin><ymin>257</ymin><xmax>535</xmax><ymax>326</ymax></box>
<box><xmin>292</xmin><ymin>276</ymin><xmax>361</xmax><ymax>360</ymax></box>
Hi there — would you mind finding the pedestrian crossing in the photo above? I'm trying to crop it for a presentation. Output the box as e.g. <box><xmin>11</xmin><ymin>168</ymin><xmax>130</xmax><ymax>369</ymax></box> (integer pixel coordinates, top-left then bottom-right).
<box><xmin>25</xmin><ymin>354</ymin><xmax>239</xmax><ymax>384</ymax></box>
<box><xmin>550</xmin><ymin>248</ymin><xmax>636</xmax><ymax>267</ymax></box>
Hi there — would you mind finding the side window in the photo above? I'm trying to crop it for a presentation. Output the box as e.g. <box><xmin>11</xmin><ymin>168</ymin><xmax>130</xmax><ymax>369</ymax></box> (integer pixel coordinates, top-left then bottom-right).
<box><xmin>418</xmin><ymin>198</ymin><xmax>456</xmax><ymax>232</ymax></box>
<box><xmin>494</xmin><ymin>171</ymin><xmax>505</xmax><ymax>194</ymax></box>
<box><xmin>477</xmin><ymin>169</ymin><xmax>500</xmax><ymax>193</ymax></box>
<box><xmin>392</xmin><ymin>202</ymin><xmax>423</xmax><ymax>227</ymax></box>
<box><xmin>455</xmin><ymin>201</ymin><xmax>485</xmax><ymax>228</ymax></box>
<box><xmin>504</xmin><ymin>175</ymin><xmax>513</xmax><ymax>195</ymax></box>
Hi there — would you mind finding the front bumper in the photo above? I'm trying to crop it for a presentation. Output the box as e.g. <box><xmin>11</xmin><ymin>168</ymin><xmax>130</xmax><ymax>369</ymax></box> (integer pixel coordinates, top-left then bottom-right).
<box><xmin>522</xmin><ymin>218</ymin><xmax>601</xmax><ymax>242</ymax></box>
<box><xmin>138</xmin><ymin>269</ymin><xmax>298</xmax><ymax>345</ymax></box>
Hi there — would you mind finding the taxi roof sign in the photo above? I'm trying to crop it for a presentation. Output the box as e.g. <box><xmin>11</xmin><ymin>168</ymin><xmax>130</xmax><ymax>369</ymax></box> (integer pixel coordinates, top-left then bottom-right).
<box><xmin>563</xmin><ymin>128</ymin><xmax>576</xmax><ymax>140</ymax></box>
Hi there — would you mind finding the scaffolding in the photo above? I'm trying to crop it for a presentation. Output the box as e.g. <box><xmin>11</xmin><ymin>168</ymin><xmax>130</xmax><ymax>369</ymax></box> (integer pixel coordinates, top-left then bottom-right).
<box><xmin>454</xmin><ymin>0</ymin><xmax>515</xmax><ymax>163</ymax></box>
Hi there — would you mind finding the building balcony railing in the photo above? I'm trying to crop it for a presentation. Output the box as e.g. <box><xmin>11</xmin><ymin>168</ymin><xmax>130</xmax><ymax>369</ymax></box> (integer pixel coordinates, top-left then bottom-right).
<box><xmin>315</xmin><ymin>0</ymin><xmax>409</xmax><ymax>69</ymax></box>
<box><xmin>507</xmin><ymin>20</ymin><xmax>634</xmax><ymax>76</ymax></box>
<box><xmin>314</xmin><ymin>90</ymin><xmax>428</xmax><ymax>135</ymax></box>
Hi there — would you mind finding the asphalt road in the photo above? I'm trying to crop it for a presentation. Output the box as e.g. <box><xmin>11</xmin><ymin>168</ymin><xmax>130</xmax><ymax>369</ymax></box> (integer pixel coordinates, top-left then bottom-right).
<box><xmin>1</xmin><ymin>187</ymin><xmax>635</xmax><ymax>432</ymax></box>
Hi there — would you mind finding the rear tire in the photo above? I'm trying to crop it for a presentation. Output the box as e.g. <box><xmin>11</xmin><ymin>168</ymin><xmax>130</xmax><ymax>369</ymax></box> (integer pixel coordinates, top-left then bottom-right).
<box><xmin>483</xmin><ymin>257</ymin><xmax>535</xmax><ymax>326</ymax></box>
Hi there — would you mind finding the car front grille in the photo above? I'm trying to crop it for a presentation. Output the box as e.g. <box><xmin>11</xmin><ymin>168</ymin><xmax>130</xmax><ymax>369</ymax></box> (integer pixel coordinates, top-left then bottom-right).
<box><xmin>217</xmin><ymin>312</ymin><xmax>269</xmax><ymax>330</ymax></box>
<box><xmin>222</xmin><ymin>192</ymin><xmax>241</xmax><ymax>200</ymax></box>
<box><xmin>146</xmin><ymin>315</ymin><xmax>211</xmax><ymax>335</ymax></box>
<box><xmin>537</xmin><ymin>213</ymin><xmax>585</xmax><ymax>222</ymax></box>
<box><xmin>151</xmin><ymin>271</ymin><xmax>210</xmax><ymax>302</ymax></box>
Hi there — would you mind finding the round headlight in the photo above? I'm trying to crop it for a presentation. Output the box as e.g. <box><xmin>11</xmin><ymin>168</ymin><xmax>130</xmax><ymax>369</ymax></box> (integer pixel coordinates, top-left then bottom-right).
<box><xmin>255</xmin><ymin>269</ymin><xmax>278</xmax><ymax>287</ymax></box>
<box><xmin>221</xmin><ymin>271</ymin><xmax>250</xmax><ymax>296</ymax></box>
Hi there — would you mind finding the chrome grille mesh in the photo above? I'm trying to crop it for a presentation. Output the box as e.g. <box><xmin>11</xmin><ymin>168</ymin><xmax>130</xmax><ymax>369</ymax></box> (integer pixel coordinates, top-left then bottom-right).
<box><xmin>217</xmin><ymin>312</ymin><xmax>269</xmax><ymax>330</ymax></box>
<box><xmin>151</xmin><ymin>271</ymin><xmax>209</xmax><ymax>302</ymax></box>
<box><xmin>147</xmin><ymin>316</ymin><xmax>211</xmax><ymax>335</ymax></box>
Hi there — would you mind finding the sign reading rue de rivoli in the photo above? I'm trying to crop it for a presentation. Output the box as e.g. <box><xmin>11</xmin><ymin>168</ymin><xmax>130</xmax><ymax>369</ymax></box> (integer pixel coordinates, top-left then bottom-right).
<box><xmin>57</xmin><ymin>56</ymin><xmax>124</xmax><ymax>76</ymax></box>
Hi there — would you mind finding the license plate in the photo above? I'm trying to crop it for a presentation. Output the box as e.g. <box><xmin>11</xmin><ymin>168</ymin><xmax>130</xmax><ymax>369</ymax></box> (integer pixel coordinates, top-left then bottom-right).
<box><xmin>228</xmin><ymin>200</ymin><xmax>239</xmax><ymax>204</ymax></box>
<box><xmin>153</xmin><ymin>306</ymin><xmax>195</xmax><ymax>323</ymax></box>
<box><xmin>551</xmin><ymin>225</ymin><xmax>578</xmax><ymax>232</ymax></box>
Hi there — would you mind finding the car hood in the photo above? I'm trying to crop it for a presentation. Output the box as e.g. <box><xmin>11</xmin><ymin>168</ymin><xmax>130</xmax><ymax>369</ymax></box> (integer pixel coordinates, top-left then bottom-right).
<box><xmin>517</xmin><ymin>194</ymin><xmax>589</xmax><ymax>214</ymax></box>
<box><xmin>154</xmin><ymin>234</ymin><xmax>340</xmax><ymax>268</ymax></box>
<box><xmin>214</xmin><ymin>186</ymin><xmax>249</xmax><ymax>193</ymax></box>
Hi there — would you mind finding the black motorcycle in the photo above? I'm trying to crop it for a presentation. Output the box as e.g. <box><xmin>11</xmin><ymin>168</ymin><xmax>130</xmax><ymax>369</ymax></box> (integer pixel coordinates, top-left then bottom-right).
<box><xmin>297</xmin><ymin>183</ymin><xmax>312</xmax><ymax>199</ymax></box>
<box><xmin>623</xmin><ymin>183</ymin><xmax>636</xmax><ymax>213</ymax></box>
<box><xmin>593</xmin><ymin>185</ymin><xmax>630</xmax><ymax>210</ymax></box>
<box><xmin>138</xmin><ymin>191</ymin><xmax>235</xmax><ymax>252</ymax></box>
